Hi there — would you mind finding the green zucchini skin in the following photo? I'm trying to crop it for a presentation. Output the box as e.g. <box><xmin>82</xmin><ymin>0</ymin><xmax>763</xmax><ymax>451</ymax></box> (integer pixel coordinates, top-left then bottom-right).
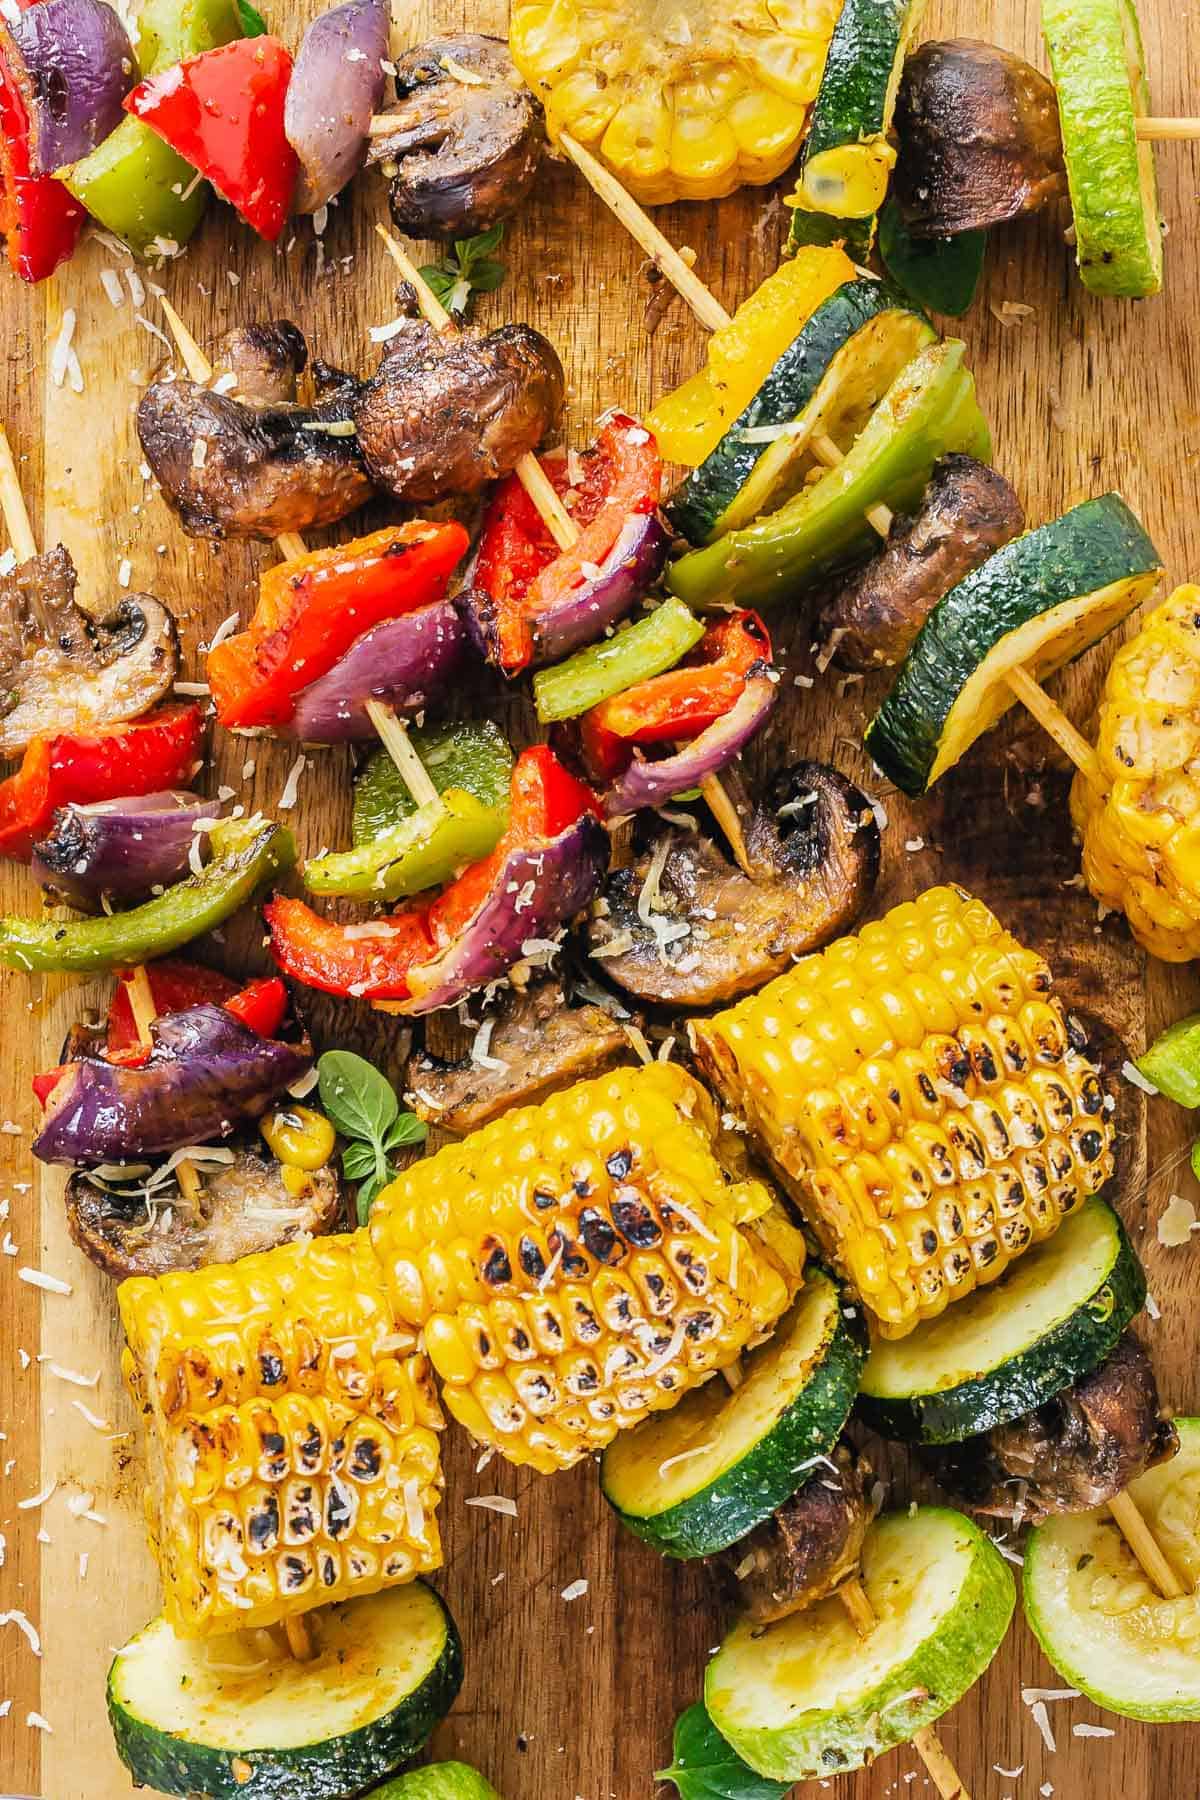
<box><xmin>601</xmin><ymin>1271</ymin><xmax>866</xmax><ymax>1558</ymax></box>
<box><xmin>372</xmin><ymin>1764</ymin><xmax>503</xmax><ymax>1799</ymax></box>
<box><xmin>858</xmin><ymin>1199</ymin><xmax>1147</xmax><ymax>1444</ymax></box>
<box><xmin>667</xmin><ymin>280</ymin><xmax>924</xmax><ymax>547</ymax></box>
<box><xmin>802</xmin><ymin>0</ymin><xmax>917</xmax><ymax>166</ymax></box>
<box><xmin>865</xmin><ymin>493</ymin><xmax>1163</xmax><ymax>795</ymax></box>
<box><xmin>788</xmin><ymin>207</ymin><xmax>874</xmax><ymax>259</ymax></box>
<box><xmin>108</xmin><ymin>1589</ymin><xmax>463</xmax><ymax>1800</ymax></box>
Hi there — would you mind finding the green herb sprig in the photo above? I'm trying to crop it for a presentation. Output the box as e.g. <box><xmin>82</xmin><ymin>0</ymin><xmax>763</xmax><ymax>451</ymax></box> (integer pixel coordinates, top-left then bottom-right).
<box><xmin>420</xmin><ymin>224</ymin><xmax>507</xmax><ymax>319</ymax></box>
<box><xmin>656</xmin><ymin>1706</ymin><xmax>791</xmax><ymax>1800</ymax></box>
<box><xmin>317</xmin><ymin>1049</ymin><xmax>427</xmax><ymax>1224</ymax></box>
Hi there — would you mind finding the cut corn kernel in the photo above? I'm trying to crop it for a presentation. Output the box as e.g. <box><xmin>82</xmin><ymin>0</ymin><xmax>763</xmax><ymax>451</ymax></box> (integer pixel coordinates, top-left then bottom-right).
<box><xmin>1072</xmin><ymin>586</ymin><xmax>1200</xmax><ymax>961</ymax></box>
<box><xmin>646</xmin><ymin>248</ymin><xmax>856</xmax><ymax>467</ymax></box>
<box><xmin>260</xmin><ymin>1104</ymin><xmax>337</xmax><ymax>1171</ymax></box>
<box><xmin>119</xmin><ymin>1231</ymin><xmax>445</xmax><ymax>1637</ymax></box>
<box><xmin>691</xmin><ymin>887</ymin><xmax>1116</xmax><ymax>1339</ymax></box>
<box><xmin>511</xmin><ymin>0</ymin><xmax>841</xmax><ymax>204</ymax></box>
<box><xmin>370</xmin><ymin>1064</ymin><xmax>802</xmax><ymax>1472</ymax></box>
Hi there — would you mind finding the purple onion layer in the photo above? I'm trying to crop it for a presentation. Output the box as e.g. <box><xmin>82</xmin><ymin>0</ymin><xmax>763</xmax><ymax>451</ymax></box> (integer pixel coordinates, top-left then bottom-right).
<box><xmin>285</xmin><ymin>0</ymin><xmax>389</xmax><ymax>212</ymax></box>
<box><xmin>6</xmin><ymin>0</ymin><xmax>136</xmax><ymax>173</ymax></box>
<box><xmin>400</xmin><ymin>812</ymin><xmax>609</xmax><ymax>1014</ymax></box>
<box><xmin>34</xmin><ymin>1003</ymin><xmax>313</xmax><ymax>1165</ymax></box>
<box><xmin>602</xmin><ymin>673</ymin><xmax>779</xmax><ymax>820</ymax></box>
<box><xmin>287</xmin><ymin>596</ymin><xmax>467</xmax><ymax>741</ymax></box>
<box><xmin>31</xmin><ymin>791</ymin><xmax>214</xmax><ymax>901</ymax></box>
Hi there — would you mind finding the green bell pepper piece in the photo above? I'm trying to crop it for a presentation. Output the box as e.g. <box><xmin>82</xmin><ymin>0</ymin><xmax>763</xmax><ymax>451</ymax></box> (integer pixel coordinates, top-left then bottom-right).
<box><xmin>878</xmin><ymin>199</ymin><xmax>987</xmax><ymax>319</ymax></box>
<box><xmin>1137</xmin><ymin>1012</ymin><xmax>1200</xmax><ymax>1107</ymax></box>
<box><xmin>533</xmin><ymin>596</ymin><xmax>705</xmax><ymax>723</ymax></box>
<box><xmin>63</xmin><ymin>0</ymin><xmax>248</xmax><ymax>256</ymax></box>
<box><xmin>0</xmin><ymin>817</ymin><xmax>294</xmax><ymax>973</ymax></box>
<box><xmin>351</xmin><ymin>723</ymin><xmax>513</xmax><ymax>847</ymax></box>
<box><xmin>371</xmin><ymin>1765</ymin><xmax>503</xmax><ymax>1800</ymax></box>
<box><xmin>667</xmin><ymin>340</ymin><xmax>991</xmax><ymax>612</ymax></box>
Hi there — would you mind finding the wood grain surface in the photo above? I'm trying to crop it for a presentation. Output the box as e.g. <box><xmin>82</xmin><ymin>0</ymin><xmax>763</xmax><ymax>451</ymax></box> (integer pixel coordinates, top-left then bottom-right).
<box><xmin>3</xmin><ymin>0</ymin><xmax>1200</xmax><ymax>1794</ymax></box>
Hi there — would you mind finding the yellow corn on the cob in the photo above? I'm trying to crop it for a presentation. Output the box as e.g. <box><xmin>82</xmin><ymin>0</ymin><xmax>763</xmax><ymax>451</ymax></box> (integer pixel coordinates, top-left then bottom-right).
<box><xmin>370</xmin><ymin>1063</ymin><xmax>801</xmax><ymax>1473</ymax></box>
<box><xmin>119</xmin><ymin>1230</ymin><xmax>445</xmax><ymax>1637</ymax></box>
<box><xmin>691</xmin><ymin>886</ymin><xmax>1115</xmax><ymax>1339</ymax></box>
<box><xmin>1071</xmin><ymin>585</ymin><xmax>1200</xmax><ymax>961</ymax></box>
<box><xmin>510</xmin><ymin>0</ymin><xmax>842</xmax><ymax>204</ymax></box>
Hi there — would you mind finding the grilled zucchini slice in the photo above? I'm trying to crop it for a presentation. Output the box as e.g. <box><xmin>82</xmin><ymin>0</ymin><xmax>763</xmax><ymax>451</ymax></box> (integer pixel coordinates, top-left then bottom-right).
<box><xmin>1042</xmin><ymin>0</ymin><xmax>1163</xmax><ymax>297</ymax></box>
<box><xmin>600</xmin><ymin>1268</ymin><xmax>864</xmax><ymax>1557</ymax></box>
<box><xmin>705</xmin><ymin>1506</ymin><xmax>1015</xmax><ymax>1781</ymax></box>
<box><xmin>668</xmin><ymin>338</ymin><xmax>990</xmax><ymax>610</ymax></box>
<box><xmin>1024</xmin><ymin>1417</ymin><xmax>1200</xmax><ymax>1718</ymax></box>
<box><xmin>373</xmin><ymin>1766</ymin><xmax>503</xmax><ymax>1799</ymax></box>
<box><xmin>108</xmin><ymin>1583</ymin><xmax>463</xmax><ymax>1799</ymax></box>
<box><xmin>865</xmin><ymin>492</ymin><xmax>1163</xmax><ymax>794</ymax></box>
<box><xmin>789</xmin><ymin>0</ymin><xmax>928</xmax><ymax>253</ymax></box>
<box><xmin>668</xmin><ymin>281</ymin><xmax>933</xmax><ymax>546</ymax></box>
<box><xmin>859</xmin><ymin>1198</ymin><xmax>1146</xmax><ymax>1443</ymax></box>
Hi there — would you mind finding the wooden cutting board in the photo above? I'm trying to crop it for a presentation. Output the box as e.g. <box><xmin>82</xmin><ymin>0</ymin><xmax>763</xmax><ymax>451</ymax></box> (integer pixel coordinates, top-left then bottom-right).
<box><xmin>2</xmin><ymin>0</ymin><xmax>1200</xmax><ymax>1792</ymax></box>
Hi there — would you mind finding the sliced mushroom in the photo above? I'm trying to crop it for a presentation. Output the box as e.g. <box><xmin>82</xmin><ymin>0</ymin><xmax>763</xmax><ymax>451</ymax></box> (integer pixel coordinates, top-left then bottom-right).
<box><xmin>65</xmin><ymin>1144</ymin><xmax>343</xmax><ymax>1280</ymax></box>
<box><xmin>817</xmin><ymin>455</ymin><xmax>1025</xmax><ymax>673</ymax></box>
<box><xmin>369</xmin><ymin>33</ymin><xmax>545</xmax><ymax>240</ymax></box>
<box><xmin>0</xmin><ymin>543</ymin><xmax>179</xmax><ymax>757</ymax></box>
<box><xmin>353</xmin><ymin>318</ymin><xmax>564</xmax><ymax>502</ymax></box>
<box><xmin>724</xmin><ymin>1441</ymin><xmax>874</xmax><ymax>1624</ymax></box>
<box><xmin>136</xmin><ymin>320</ymin><xmax>375</xmax><ymax>541</ymax></box>
<box><xmin>923</xmin><ymin>1332</ymin><xmax>1179</xmax><ymax>1524</ymax></box>
<box><xmin>588</xmin><ymin>762</ymin><xmax>880</xmax><ymax>1009</ymax></box>
<box><xmin>894</xmin><ymin>39</ymin><xmax>1067</xmax><ymax>238</ymax></box>
<box><xmin>405</xmin><ymin>976</ymin><xmax>634</xmax><ymax>1134</ymax></box>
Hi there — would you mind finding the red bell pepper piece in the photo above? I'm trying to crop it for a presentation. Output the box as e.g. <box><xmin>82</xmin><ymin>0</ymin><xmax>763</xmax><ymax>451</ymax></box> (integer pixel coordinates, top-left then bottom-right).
<box><xmin>34</xmin><ymin>964</ymin><xmax>290</xmax><ymax>1104</ymax></box>
<box><xmin>474</xmin><ymin>414</ymin><xmax>661</xmax><ymax>676</ymax></box>
<box><xmin>125</xmin><ymin>36</ymin><xmax>298</xmax><ymax>241</ymax></box>
<box><xmin>208</xmin><ymin>522</ymin><xmax>470</xmax><ymax>730</ymax></box>
<box><xmin>0</xmin><ymin>704</ymin><xmax>204</xmax><ymax>861</ymax></box>
<box><xmin>0</xmin><ymin>0</ymin><xmax>85</xmax><ymax>281</ymax></box>
<box><xmin>580</xmin><ymin>611</ymin><xmax>773</xmax><ymax>782</ymax></box>
<box><xmin>265</xmin><ymin>748</ymin><xmax>598</xmax><ymax>1001</ymax></box>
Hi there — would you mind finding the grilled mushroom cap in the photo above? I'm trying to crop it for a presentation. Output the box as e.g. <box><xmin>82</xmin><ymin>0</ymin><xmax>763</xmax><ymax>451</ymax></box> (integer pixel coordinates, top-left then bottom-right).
<box><xmin>894</xmin><ymin>39</ymin><xmax>1067</xmax><ymax>238</ymax></box>
<box><xmin>589</xmin><ymin>762</ymin><xmax>880</xmax><ymax>1009</ymax></box>
<box><xmin>923</xmin><ymin>1332</ymin><xmax>1179</xmax><ymax>1524</ymax></box>
<box><xmin>406</xmin><ymin>976</ymin><xmax>633</xmax><ymax>1134</ymax></box>
<box><xmin>370</xmin><ymin>33</ymin><xmax>545</xmax><ymax>240</ymax></box>
<box><xmin>136</xmin><ymin>320</ymin><xmax>374</xmax><ymax>541</ymax></box>
<box><xmin>817</xmin><ymin>456</ymin><xmax>1025</xmax><ymax>673</ymax></box>
<box><xmin>353</xmin><ymin>319</ymin><xmax>564</xmax><ymax>502</ymax></box>
<box><xmin>0</xmin><ymin>544</ymin><xmax>179</xmax><ymax>758</ymax></box>
<box><xmin>65</xmin><ymin>1145</ymin><xmax>343</xmax><ymax>1280</ymax></box>
<box><xmin>725</xmin><ymin>1441</ymin><xmax>874</xmax><ymax>1624</ymax></box>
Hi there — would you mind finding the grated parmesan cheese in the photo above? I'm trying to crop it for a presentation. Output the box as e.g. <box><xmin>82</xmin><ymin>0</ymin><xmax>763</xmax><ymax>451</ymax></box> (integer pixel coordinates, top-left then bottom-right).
<box><xmin>278</xmin><ymin>753</ymin><xmax>308</xmax><ymax>811</ymax></box>
<box><xmin>561</xmin><ymin>1578</ymin><xmax>589</xmax><ymax>1602</ymax></box>
<box><xmin>18</xmin><ymin>1267</ymin><xmax>71</xmax><ymax>1296</ymax></box>
<box><xmin>465</xmin><ymin>1494</ymin><xmax>518</xmax><ymax>1517</ymax></box>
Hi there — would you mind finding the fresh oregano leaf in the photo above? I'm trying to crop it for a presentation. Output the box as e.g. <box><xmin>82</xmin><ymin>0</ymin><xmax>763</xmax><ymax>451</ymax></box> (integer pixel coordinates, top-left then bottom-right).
<box><xmin>340</xmin><ymin>1140</ymin><xmax>378</xmax><ymax>1181</ymax></box>
<box><xmin>236</xmin><ymin>0</ymin><xmax>267</xmax><ymax>34</ymax></box>
<box><xmin>384</xmin><ymin>1111</ymin><xmax>429</xmax><ymax>1152</ymax></box>
<box><xmin>656</xmin><ymin>1706</ymin><xmax>791</xmax><ymax>1800</ymax></box>
<box><xmin>318</xmin><ymin>1050</ymin><xmax>399</xmax><ymax>1144</ymax></box>
<box><xmin>355</xmin><ymin>1163</ymin><xmax>392</xmax><ymax>1225</ymax></box>
<box><xmin>420</xmin><ymin>225</ymin><xmax>508</xmax><ymax>320</ymax></box>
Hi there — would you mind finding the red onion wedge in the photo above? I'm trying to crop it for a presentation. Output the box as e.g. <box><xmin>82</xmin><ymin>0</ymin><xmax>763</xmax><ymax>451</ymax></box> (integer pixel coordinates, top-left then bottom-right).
<box><xmin>3</xmin><ymin>0</ymin><xmax>136</xmax><ymax>174</ymax></box>
<box><xmin>285</xmin><ymin>0</ymin><xmax>389</xmax><ymax>213</ymax></box>
<box><xmin>31</xmin><ymin>791</ymin><xmax>214</xmax><ymax>902</ymax></box>
<box><xmin>398</xmin><ymin>812</ymin><xmax>609</xmax><ymax>1014</ymax></box>
<box><xmin>287</xmin><ymin>596</ymin><xmax>467</xmax><ymax>742</ymax></box>
<box><xmin>33</xmin><ymin>1002</ymin><xmax>312</xmax><ymax>1164</ymax></box>
<box><xmin>602</xmin><ymin>673</ymin><xmax>779</xmax><ymax>820</ymax></box>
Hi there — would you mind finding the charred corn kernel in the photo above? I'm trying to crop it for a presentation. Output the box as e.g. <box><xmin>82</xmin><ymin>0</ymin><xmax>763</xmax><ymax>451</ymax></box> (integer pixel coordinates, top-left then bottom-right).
<box><xmin>645</xmin><ymin>246</ymin><xmax>856</xmax><ymax>466</ymax></box>
<box><xmin>260</xmin><ymin>1103</ymin><xmax>336</xmax><ymax>1171</ymax></box>
<box><xmin>1072</xmin><ymin>586</ymin><xmax>1200</xmax><ymax>961</ymax></box>
<box><xmin>118</xmin><ymin>1230</ymin><xmax>445</xmax><ymax>1637</ymax></box>
<box><xmin>370</xmin><ymin>1064</ymin><xmax>801</xmax><ymax>1473</ymax></box>
<box><xmin>511</xmin><ymin>0</ymin><xmax>838</xmax><ymax>203</ymax></box>
<box><xmin>691</xmin><ymin>887</ymin><xmax>1116</xmax><ymax>1338</ymax></box>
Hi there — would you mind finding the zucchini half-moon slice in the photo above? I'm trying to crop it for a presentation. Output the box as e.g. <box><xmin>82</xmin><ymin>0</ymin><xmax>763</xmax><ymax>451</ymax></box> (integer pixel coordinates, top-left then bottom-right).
<box><xmin>865</xmin><ymin>492</ymin><xmax>1163</xmax><ymax>795</ymax></box>
<box><xmin>600</xmin><ymin>1268</ymin><xmax>865</xmax><ymax>1557</ymax></box>
<box><xmin>705</xmin><ymin>1505</ymin><xmax>1015</xmax><ymax>1781</ymax></box>
<box><xmin>108</xmin><ymin>1582</ymin><xmax>463</xmax><ymax>1799</ymax></box>
<box><xmin>1024</xmin><ymin>1416</ymin><xmax>1200</xmax><ymax>1719</ymax></box>
<box><xmin>1042</xmin><ymin>0</ymin><xmax>1163</xmax><ymax>298</ymax></box>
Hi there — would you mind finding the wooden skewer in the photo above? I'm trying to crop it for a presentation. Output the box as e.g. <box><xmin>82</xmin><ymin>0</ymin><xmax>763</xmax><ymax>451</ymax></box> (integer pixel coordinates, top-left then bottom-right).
<box><xmin>1136</xmin><ymin>116</ymin><xmax>1200</xmax><ymax>139</ymax></box>
<box><xmin>838</xmin><ymin>1578</ymin><xmax>969</xmax><ymax>1799</ymax></box>
<box><xmin>158</xmin><ymin>299</ymin><xmax>308</xmax><ymax>564</ymax></box>
<box><xmin>1109</xmin><ymin>1488</ymin><xmax>1185</xmax><ymax>1598</ymax></box>
<box><xmin>364</xmin><ymin>698</ymin><xmax>440</xmax><ymax>806</ymax></box>
<box><xmin>0</xmin><ymin>427</ymin><xmax>37</xmax><ymax>561</ymax></box>
<box><xmin>124</xmin><ymin>967</ymin><xmax>206</xmax><ymax>1208</ymax></box>
<box><xmin>283</xmin><ymin>1613</ymin><xmax>316</xmax><ymax>1661</ymax></box>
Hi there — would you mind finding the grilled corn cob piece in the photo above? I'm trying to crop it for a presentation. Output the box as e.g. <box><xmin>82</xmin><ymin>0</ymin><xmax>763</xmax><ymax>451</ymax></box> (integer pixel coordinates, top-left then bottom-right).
<box><xmin>370</xmin><ymin>1063</ymin><xmax>802</xmax><ymax>1473</ymax></box>
<box><xmin>510</xmin><ymin>0</ymin><xmax>842</xmax><ymax>204</ymax></box>
<box><xmin>119</xmin><ymin>1230</ymin><xmax>446</xmax><ymax>1637</ymax></box>
<box><xmin>1071</xmin><ymin>585</ymin><xmax>1200</xmax><ymax>961</ymax></box>
<box><xmin>691</xmin><ymin>886</ymin><xmax>1115</xmax><ymax>1339</ymax></box>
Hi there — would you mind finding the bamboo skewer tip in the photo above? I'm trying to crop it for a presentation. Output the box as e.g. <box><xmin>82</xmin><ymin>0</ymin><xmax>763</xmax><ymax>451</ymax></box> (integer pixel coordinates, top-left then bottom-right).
<box><xmin>1109</xmin><ymin>1488</ymin><xmax>1185</xmax><ymax>1598</ymax></box>
<box><xmin>364</xmin><ymin>699</ymin><xmax>440</xmax><ymax>807</ymax></box>
<box><xmin>0</xmin><ymin>424</ymin><xmax>38</xmax><ymax>563</ymax></box>
<box><xmin>836</xmin><ymin>1580</ymin><xmax>969</xmax><ymax>1799</ymax></box>
<box><xmin>1136</xmin><ymin>116</ymin><xmax>1200</xmax><ymax>140</ymax></box>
